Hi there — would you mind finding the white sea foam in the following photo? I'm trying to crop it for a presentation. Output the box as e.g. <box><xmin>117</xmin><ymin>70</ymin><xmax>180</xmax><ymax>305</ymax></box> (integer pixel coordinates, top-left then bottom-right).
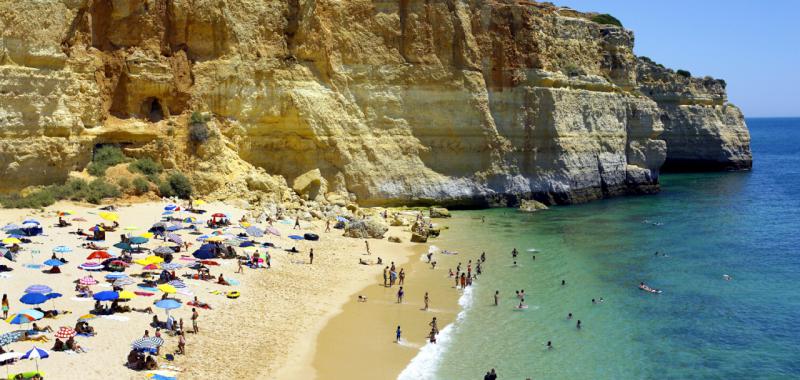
<box><xmin>397</xmin><ymin>285</ymin><xmax>474</xmax><ymax>380</ymax></box>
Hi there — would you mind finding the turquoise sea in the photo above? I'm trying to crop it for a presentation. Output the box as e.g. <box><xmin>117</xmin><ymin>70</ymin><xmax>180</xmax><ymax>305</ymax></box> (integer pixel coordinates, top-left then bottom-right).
<box><xmin>400</xmin><ymin>118</ymin><xmax>800</xmax><ymax>379</ymax></box>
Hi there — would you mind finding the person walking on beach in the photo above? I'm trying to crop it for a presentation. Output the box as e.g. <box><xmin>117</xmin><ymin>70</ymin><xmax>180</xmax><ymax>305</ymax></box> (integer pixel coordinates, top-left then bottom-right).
<box><xmin>423</xmin><ymin>292</ymin><xmax>430</xmax><ymax>310</ymax></box>
<box><xmin>2</xmin><ymin>294</ymin><xmax>8</xmax><ymax>319</ymax></box>
<box><xmin>395</xmin><ymin>325</ymin><xmax>402</xmax><ymax>343</ymax></box>
<box><xmin>397</xmin><ymin>286</ymin><xmax>404</xmax><ymax>303</ymax></box>
<box><xmin>325</xmin><ymin>220</ymin><xmax>331</xmax><ymax>233</ymax></box>
<box><xmin>235</xmin><ymin>259</ymin><xmax>243</xmax><ymax>274</ymax></box>
<box><xmin>383</xmin><ymin>266</ymin><xmax>389</xmax><ymax>287</ymax></box>
<box><xmin>309</xmin><ymin>248</ymin><xmax>314</xmax><ymax>265</ymax></box>
<box><xmin>429</xmin><ymin>317</ymin><xmax>439</xmax><ymax>335</ymax></box>
<box><xmin>293</xmin><ymin>216</ymin><xmax>301</xmax><ymax>230</ymax></box>
<box><xmin>365</xmin><ymin>240</ymin><xmax>371</xmax><ymax>255</ymax></box>
<box><xmin>398</xmin><ymin>268</ymin><xmax>405</xmax><ymax>285</ymax></box>
<box><xmin>191</xmin><ymin>308</ymin><xmax>199</xmax><ymax>334</ymax></box>
<box><xmin>494</xmin><ymin>290</ymin><xmax>499</xmax><ymax>306</ymax></box>
<box><xmin>460</xmin><ymin>273</ymin><xmax>466</xmax><ymax>289</ymax></box>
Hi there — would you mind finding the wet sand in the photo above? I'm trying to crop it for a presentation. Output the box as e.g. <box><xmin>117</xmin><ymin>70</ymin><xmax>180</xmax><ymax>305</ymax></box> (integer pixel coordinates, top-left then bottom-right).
<box><xmin>312</xmin><ymin>226</ymin><xmax>466</xmax><ymax>380</ymax></box>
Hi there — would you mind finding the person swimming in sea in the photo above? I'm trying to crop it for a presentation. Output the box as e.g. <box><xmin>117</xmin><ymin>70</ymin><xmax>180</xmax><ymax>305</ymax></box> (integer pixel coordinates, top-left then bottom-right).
<box><xmin>512</xmin><ymin>248</ymin><xmax>518</xmax><ymax>259</ymax></box>
<box><xmin>576</xmin><ymin>320</ymin><xmax>582</xmax><ymax>329</ymax></box>
<box><xmin>517</xmin><ymin>298</ymin><xmax>526</xmax><ymax>309</ymax></box>
<box><xmin>567</xmin><ymin>312</ymin><xmax>573</xmax><ymax>319</ymax></box>
<box><xmin>547</xmin><ymin>341</ymin><xmax>553</xmax><ymax>349</ymax></box>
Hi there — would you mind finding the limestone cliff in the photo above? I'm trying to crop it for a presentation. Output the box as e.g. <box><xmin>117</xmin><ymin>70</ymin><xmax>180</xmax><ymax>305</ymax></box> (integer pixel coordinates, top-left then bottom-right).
<box><xmin>0</xmin><ymin>0</ymin><xmax>751</xmax><ymax>207</ymax></box>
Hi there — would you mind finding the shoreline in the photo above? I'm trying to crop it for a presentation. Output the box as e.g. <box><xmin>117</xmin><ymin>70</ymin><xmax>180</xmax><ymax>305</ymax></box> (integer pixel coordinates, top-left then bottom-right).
<box><xmin>311</xmin><ymin>218</ymin><xmax>465</xmax><ymax>380</ymax></box>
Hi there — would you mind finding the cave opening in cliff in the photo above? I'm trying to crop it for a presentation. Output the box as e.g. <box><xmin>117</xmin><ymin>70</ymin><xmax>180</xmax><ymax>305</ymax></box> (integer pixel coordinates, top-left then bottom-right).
<box><xmin>145</xmin><ymin>98</ymin><xmax>164</xmax><ymax>122</ymax></box>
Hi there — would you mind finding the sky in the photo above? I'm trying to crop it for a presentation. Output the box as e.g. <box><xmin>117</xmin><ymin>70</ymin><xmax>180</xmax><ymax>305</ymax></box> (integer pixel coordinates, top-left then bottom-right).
<box><xmin>552</xmin><ymin>0</ymin><xmax>799</xmax><ymax>117</ymax></box>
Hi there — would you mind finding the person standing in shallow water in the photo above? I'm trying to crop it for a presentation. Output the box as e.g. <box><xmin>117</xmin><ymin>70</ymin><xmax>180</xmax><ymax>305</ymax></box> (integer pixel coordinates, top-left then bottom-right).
<box><xmin>424</xmin><ymin>292</ymin><xmax>430</xmax><ymax>310</ymax></box>
<box><xmin>397</xmin><ymin>286</ymin><xmax>404</xmax><ymax>303</ymax></box>
<box><xmin>494</xmin><ymin>290</ymin><xmax>499</xmax><ymax>306</ymax></box>
<box><xmin>383</xmin><ymin>266</ymin><xmax>389</xmax><ymax>287</ymax></box>
<box><xmin>395</xmin><ymin>325</ymin><xmax>402</xmax><ymax>343</ymax></box>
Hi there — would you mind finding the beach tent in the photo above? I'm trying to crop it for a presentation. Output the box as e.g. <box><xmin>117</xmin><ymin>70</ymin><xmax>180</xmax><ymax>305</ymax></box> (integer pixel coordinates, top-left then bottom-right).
<box><xmin>192</xmin><ymin>244</ymin><xmax>216</xmax><ymax>260</ymax></box>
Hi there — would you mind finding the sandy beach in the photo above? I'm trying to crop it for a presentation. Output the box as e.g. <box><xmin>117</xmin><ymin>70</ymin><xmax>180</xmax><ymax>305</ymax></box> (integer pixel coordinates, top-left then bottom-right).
<box><xmin>0</xmin><ymin>200</ymin><xmax>434</xmax><ymax>379</ymax></box>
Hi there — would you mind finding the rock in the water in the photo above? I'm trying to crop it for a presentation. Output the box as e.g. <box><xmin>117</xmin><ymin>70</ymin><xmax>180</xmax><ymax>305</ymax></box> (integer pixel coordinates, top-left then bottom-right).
<box><xmin>410</xmin><ymin>233</ymin><xmax>428</xmax><ymax>243</ymax></box>
<box><xmin>344</xmin><ymin>218</ymin><xmax>388</xmax><ymax>239</ymax></box>
<box><xmin>519</xmin><ymin>199</ymin><xmax>549</xmax><ymax>213</ymax></box>
<box><xmin>429</xmin><ymin>207</ymin><xmax>451</xmax><ymax>218</ymax></box>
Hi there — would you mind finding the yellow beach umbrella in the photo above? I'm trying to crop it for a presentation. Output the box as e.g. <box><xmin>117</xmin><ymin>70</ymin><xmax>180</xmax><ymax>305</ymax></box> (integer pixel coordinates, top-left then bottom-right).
<box><xmin>118</xmin><ymin>290</ymin><xmax>137</xmax><ymax>300</ymax></box>
<box><xmin>78</xmin><ymin>314</ymin><xmax>96</xmax><ymax>321</ymax></box>
<box><xmin>99</xmin><ymin>211</ymin><xmax>119</xmax><ymax>222</ymax></box>
<box><xmin>205</xmin><ymin>236</ymin><xmax>224</xmax><ymax>243</ymax></box>
<box><xmin>193</xmin><ymin>199</ymin><xmax>207</xmax><ymax>206</ymax></box>
<box><xmin>240</xmin><ymin>222</ymin><xmax>251</xmax><ymax>228</ymax></box>
<box><xmin>139</xmin><ymin>232</ymin><xmax>155</xmax><ymax>239</ymax></box>
<box><xmin>2</xmin><ymin>238</ymin><xmax>21</xmax><ymax>245</ymax></box>
<box><xmin>241</xmin><ymin>246</ymin><xmax>258</xmax><ymax>253</ymax></box>
<box><xmin>157</xmin><ymin>284</ymin><xmax>176</xmax><ymax>294</ymax></box>
<box><xmin>144</xmin><ymin>255</ymin><xmax>164</xmax><ymax>264</ymax></box>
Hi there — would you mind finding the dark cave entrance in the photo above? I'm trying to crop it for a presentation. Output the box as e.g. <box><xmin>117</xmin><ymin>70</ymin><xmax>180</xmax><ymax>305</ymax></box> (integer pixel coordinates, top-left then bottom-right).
<box><xmin>144</xmin><ymin>97</ymin><xmax>164</xmax><ymax>122</ymax></box>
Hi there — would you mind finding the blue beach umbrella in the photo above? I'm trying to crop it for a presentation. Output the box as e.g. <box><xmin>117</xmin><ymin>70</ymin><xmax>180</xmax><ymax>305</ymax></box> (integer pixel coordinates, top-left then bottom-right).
<box><xmin>21</xmin><ymin>220</ymin><xmax>40</xmax><ymax>226</ymax></box>
<box><xmin>2</xmin><ymin>224</ymin><xmax>20</xmax><ymax>231</ymax></box>
<box><xmin>114</xmin><ymin>242</ymin><xmax>133</xmax><ymax>251</ymax></box>
<box><xmin>245</xmin><ymin>226</ymin><xmax>264</xmax><ymax>237</ymax></box>
<box><xmin>21</xmin><ymin>346</ymin><xmax>49</xmax><ymax>371</ymax></box>
<box><xmin>105</xmin><ymin>273</ymin><xmax>128</xmax><ymax>280</ymax></box>
<box><xmin>131</xmin><ymin>336</ymin><xmax>164</xmax><ymax>350</ymax></box>
<box><xmin>5</xmin><ymin>314</ymin><xmax>36</xmax><ymax>325</ymax></box>
<box><xmin>19</xmin><ymin>293</ymin><xmax>47</xmax><ymax>305</ymax></box>
<box><xmin>24</xmin><ymin>285</ymin><xmax>52</xmax><ymax>294</ymax></box>
<box><xmin>164</xmin><ymin>204</ymin><xmax>178</xmax><ymax>211</ymax></box>
<box><xmin>288</xmin><ymin>235</ymin><xmax>304</xmax><ymax>240</ymax></box>
<box><xmin>93</xmin><ymin>290</ymin><xmax>119</xmax><ymax>301</ymax></box>
<box><xmin>52</xmin><ymin>246</ymin><xmax>72</xmax><ymax>254</ymax></box>
<box><xmin>129</xmin><ymin>236</ymin><xmax>148</xmax><ymax>245</ymax></box>
<box><xmin>46</xmin><ymin>293</ymin><xmax>62</xmax><ymax>300</ymax></box>
<box><xmin>43</xmin><ymin>259</ymin><xmax>64</xmax><ymax>267</ymax></box>
<box><xmin>166</xmin><ymin>233</ymin><xmax>182</xmax><ymax>244</ymax></box>
<box><xmin>239</xmin><ymin>241</ymin><xmax>254</xmax><ymax>248</ymax></box>
<box><xmin>155</xmin><ymin>299</ymin><xmax>181</xmax><ymax>310</ymax></box>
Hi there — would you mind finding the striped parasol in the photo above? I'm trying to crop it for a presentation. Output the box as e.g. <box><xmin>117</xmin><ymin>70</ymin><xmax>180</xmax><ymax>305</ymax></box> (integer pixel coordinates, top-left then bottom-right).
<box><xmin>166</xmin><ymin>233</ymin><xmax>183</xmax><ymax>244</ymax></box>
<box><xmin>167</xmin><ymin>279</ymin><xmax>186</xmax><ymax>288</ymax></box>
<box><xmin>79</xmin><ymin>276</ymin><xmax>98</xmax><ymax>285</ymax></box>
<box><xmin>160</xmin><ymin>262</ymin><xmax>183</xmax><ymax>270</ymax></box>
<box><xmin>54</xmin><ymin>327</ymin><xmax>76</xmax><ymax>339</ymax></box>
<box><xmin>131</xmin><ymin>336</ymin><xmax>164</xmax><ymax>350</ymax></box>
<box><xmin>113</xmin><ymin>277</ymin><xmax>135</xmax><ymax>287</ymax></box>
<box><xmin>79</xmin><ymin>262</ymin><xmax>104</xmax><ymax>271</ymax></box>
<box><xmin>24</xmin><ymin>285</ymin><xmax>52</xmax><ymax>294</ymax></box>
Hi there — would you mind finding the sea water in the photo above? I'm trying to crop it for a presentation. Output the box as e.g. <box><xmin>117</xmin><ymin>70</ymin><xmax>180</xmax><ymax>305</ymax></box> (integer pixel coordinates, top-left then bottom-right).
<box><xmin>400</xmin><ymin>118</ymin><xmax>800</xmax><ymax>379</ymax></box>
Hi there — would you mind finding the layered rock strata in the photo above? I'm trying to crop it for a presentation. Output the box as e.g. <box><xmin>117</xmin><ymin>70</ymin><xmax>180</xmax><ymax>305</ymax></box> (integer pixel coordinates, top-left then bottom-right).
<box><xmin>0</xmin><ymin>0</ymin><xmax>751</xmax><ymax>207</ymax></box>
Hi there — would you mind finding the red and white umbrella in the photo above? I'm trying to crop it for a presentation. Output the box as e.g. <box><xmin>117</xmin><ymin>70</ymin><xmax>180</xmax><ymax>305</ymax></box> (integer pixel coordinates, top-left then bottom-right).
<box><xmin>54</xmin><ymin>327</ymin><xmax>76</xmax><ymax>339</ymax></box>
<box><xmin>79</xmin><ymin>276</ymin><xmax>98</xmax><ymax>285</ymax></box>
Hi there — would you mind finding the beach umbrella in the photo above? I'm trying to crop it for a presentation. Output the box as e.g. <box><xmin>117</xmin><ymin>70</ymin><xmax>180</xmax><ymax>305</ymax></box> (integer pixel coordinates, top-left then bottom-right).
<box><xmin>78</xmin><ymin>314</ymin><xmax>96</xmax><ymax>322</ymax></box>
<box><xmin>266</xmin><ymin>226</ymin><xmax>280</xmax><ymax>237</ymax></box>
<box><xmin>79</xmin><ymin>262</ymin><xmax>104</xmax><ymax>271</ymax></box>
<box><xmin>199</xmin><ymin>260</ymin><xmax>219</xmax><ymax>266</ymax></box>
<box><xmin>2</xmin><ymin>237</ymin><xmax>21</xmax><ymax>245</ymax></box>
<box><xmin>99</xmin><ymin>212</ymin><xmax>119</xmax><ymax>222</ymax></box>
<box><xmin>140</xmin><ymin>232</ymin><xmax>155</xmax><ymax>239</ymax></box>
<box><xmin>25</xmin><ymin>285</ymin><xmax>52</xmax><ymax>294</ymax></box>
<box><xmin>79</xmin><ymin>276</ymin><xmax>98</xmax><ymax>285</ymax></box>
<box><xmin>166</xmin><ymin>233</ymin><xmax>182</xmax><ymax>245</ymax></box>
<box><xmin>245</xmin><ymin>226</ymin><xmax>264</xmax><ymax>237</ymax></box>
<box><xmin>21</xmin><ymin>222</ymin><xmax>39</xmax><ymax>229</ymax></box>
<box><xmin>18</xmin><ymin>309</ymin><xmax>45</xmax><ymax>320</ymax></box>
<box><xmin>192</xmin><ymin>244</ymin><xmax>216</xmax><ymax>260</ymax></box>
<box><xmin>113</xmin><ymin>277</ymin><xmax>135</xmax><ymax>287</ymax></box>
<box><xmin>157</xmin><ymin>284</ymin><xmax>176</xmax><ymax>294</ymax></box>
<box><xmin>108</xmin><ymin>259</ymin><xmax>128</xmax><ymax>267</ymax></box>
<box><xmin>2</xmin><ymin>223</ymin><xmax>20</xmax><ymax>231</ymax></box>
<box><xmin>43</xmin><ymin>259</ymin><xmax>64</xmax><ymax>267</ymax></box>
<box><xmin>93</xmin><ymin>291</ymin><xmax>119</xmax><ymax>301</ymax></box>
<box><xmin>54</xmin><ymin>327</ymin><xmax>76</xmax><ymax>339</ymax></box>
<box><xmin>153</xmin><ymin>246</ymin><xmax>174</xmax><ymax>255</ymax></box>
<box><xmin>205</xmin><ymin>236</ymin><xmax>225</xmax><ymax>243</ymax></box>
<box><xmin>164</xmin><ymin>204</ymin><xmax>178</xmax><ymax>211</ymax></box>
<box><xmin>160</xmin><ymin>262</ymin><xmax>183</xmax><ymax>270</ymax></box>
<box><xmin>166</xmin><ymin>224</ymin><xmax>182</xmax><ymax>231</ymax></box>
<box><xmin>19</xmin><ymin>293</ymin><xmax>47</xmax><ymax>305</ymax></box>
<box><xmin>193</xmin><ymin>199</ymin><xmax>207</xmax><ymax>206</ymax></box>
<box><xmin>52</xmin><ymin>245</ymin><xmax>72</xmax><ymax>254</ymax></box>
<box><xmin>87</xmin><ymin>251</ymin><xmax>111</xmax><ymax>260</ymax></box>
<box><xmin>21</xmin><ymin>219</ymin><xmax>40</xmax><ymax>225</ymax></box>
<box><xmin>113</xmin><ymin>242</ymin><xmax>133</xmax><ymax>251</ymax></box>
<box><xmin>0</xmin><ymin>351</ymin><xmax>23</xmax><ymax>376</ymax></box>
<box><xmin>142</xmin><ymin>263</ymin><xmax>160</xmax><ymax>271</ymax></box>
<box><xmin>21</xmin><ymin>346</ymin><xmax>49</xmax><ymax>371</ymax></box>
<box><xmin>104</xmin><ymin>273</ymin><xmax>128</xmax><ymax>280</ymax></box>
<box><xmin>288</xmin><ymin>235</ymin><xmax>304</xmax><ymax>240</ymax></box>
<box><xmin>129</xmin><ymin>236</ymin><xmax>149</xmax><ymax>245</ymax></box>
<box><xmin>167</xmin><ymin>280</ymin><xmax>186</xmax><ymax>288</ymax></box>
<box><xmin>154</xmin><ymin>299</ymin><xmax>181</xmax><ymax>310</ymax></box>
<box><xmin>118</xmin><ymin>290</ymin><xmax>137</xmax><ymax>300</ymax></box>
<box><xmin>131</xmin><ymin>336</ymin><xmax>164</xmax><ymax>350</ymax></box>
<box><xmin>5</xmin><ymin>314</ymin><xmax>36</xmax><ymax>325</ymax></box>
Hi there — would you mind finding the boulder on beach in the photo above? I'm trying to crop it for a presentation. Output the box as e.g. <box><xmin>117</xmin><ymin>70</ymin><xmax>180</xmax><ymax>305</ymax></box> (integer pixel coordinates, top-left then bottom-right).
<box><xmin>519</xmin><ymin>199</ymin><xmax>549</xmax><ymax>213</ymax></box>
<box><xmin>410</xmin><ymin>232</ymin><xmax>428</xmax><ymax>243</ymax></box>
<box><xmin>429</xmin><ymin>207</ymin><xmax>451</xmax><ymax>218</ymax></box>
<box><xmin>343</xmin><ymin>218</ymin><xmax>388</xmax><ymax>239</ymax></box>
<box><xmin>388</xmin><ymin>236</ymin><xmax>402</xmax><ymax>243</ymax></box>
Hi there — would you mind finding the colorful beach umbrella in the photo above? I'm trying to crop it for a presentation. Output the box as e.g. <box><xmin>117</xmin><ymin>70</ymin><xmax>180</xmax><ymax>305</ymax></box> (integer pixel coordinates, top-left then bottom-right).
<box><xmin>118</xmin><ymin>290</ymin><xmax>137</xmax><ymax>300</ymax></box>
<box><xmin>157</xmin><ymin>284</ymin><xmax>176</xmax><ymax>294</ymax></box>
<box><xmin>142</xmin><ymin>263</ymin><xmax>160</xmax><ymax>271</ymax></box>
<box><xmin>52</xmin><ymin>245</ymin><xmax>72</xmax><ymax>254</ymax></box>
<box><xmin>19</xmin><ymin>293</ymin><xmax>47</xmax><ymax>305</ymax></box>
<box><xmin>129</xmin><ymin>236</ymin><xmax>149</xmax><ymax>245</ymax></box>
<box><xmin>78</xmin><ymin>314</ymin><xmax>96</xmax><ymax>322</ymax></box>
<box><xmin>6</xmin><ymin>314</ymin><xmax>36</xmax><ymax>325</ymax></box>
<box><xmin>93</xmin><ymin>291</ymin><xmax>119</xmax><ymax>301</ymax></box>
<box><xmin>167</xmin><ymin>280</ymin><xmax>186</xmax><ymax>288</ymax></box>
<box><xmin>153</xmin><ymin>246</ymin><xmax>174</xmax><ymax>255</ymax></box>
<box><xmin>25</xmin><ymin>285</ymin><xmax>52</xmax><ymax>294</ymax></box>
<box><xmin>154</xmin><ymin>299</ymin><xmax>181</xmax><ymax>310</ymax></box>
<box><xmin>2</xmin><ymin>237</ymin><xmax>21</xmax><ymax>245</ymax></box>
<box><xmin>113</xmin><ymin>277</ymin><xmax>135</xmax><ymax>287</ymax></box>
<box><xmin>54</xmin><ymin>327</ymin><xmax>76</xmax><ymax>339</ymax></box>
<box><xmin>164</xmin><ymin>204</ymin><xmax>178</xmax><ymax>211</ymax></box>
<box><xmin>104</xmin><ymin>273</ymin><xmax>128</xmax><ymax>280</ymax></box>
<box><xmin>79</xmin><ymin>276</ymin><xmax>98</xmax><ymax>285</ymax></box>
<box><xmin>43</xmin><ymin>259</ymin><xmax>64</xmax><ymax>267</ymax></box>
<box><xmin>99</xmin><ymin>212</ymin><xmax>119</xmax><ymax>222</ymax></box>
<box><xmin>131</xmin><ymin>336</ymin><xmax>164</xmax><ymax>350</ymax></box>
<box><xmin>87</xmin><ymin>251</ymin><xmax>111</xmax><ymax>260</ymax></box>
<box><xmin>166</xmin><ymin>233</ymin><xmax>182</xmax><ymax>244</ymax></box>
<box><xmin>21</xmin><ymin>346</ymin><xmax>49</xmax><ymax>371</ymax></box>
<box><xmin>160</xmin><ymin>262</ymin><xmax>183</xmax><ymax>270</ymax></box>
<box><xmin>79</xmin><ymin>262</ymin><xmax>104</xmax><ymax>271</ymax></box>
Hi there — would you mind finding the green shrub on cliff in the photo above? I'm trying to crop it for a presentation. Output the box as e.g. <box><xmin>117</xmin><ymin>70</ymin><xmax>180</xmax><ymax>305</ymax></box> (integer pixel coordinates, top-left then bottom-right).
<box><xmin>590</xmin><ymin>14</ymin><xmax>622</xmax><ymax>27</ymax></box>
<box><xmin>132</xmin><ymin>176</ymin><xmax>150</xmax><ymax>195</ymax></box>
<box><xmin>88</xmin><ymin>145</ymin><xmax>128</xmax><ymax>176</ymax></box>
<box><xmin>0</xmin><ymin>178</ymin><xmax>121</xmax><ymax>208</ymax></box>
<box><xmin>129</xmin><ymin>158</ymin><xmax>163</xmax><ymax>176</ymax></box>
<box><xmin>189</xmin><ymin>111</ymin><xmax>210</xmax><ymax>143</ymax></box>
<box><xmin>677</xmin><ymin>69</ymin><xmax>692</xmax><ymax>78</ymax></box>
<box><xmin>156</xmin><ymin>171</ymin><xmax>193</xmax><ymax>199</ymax></box>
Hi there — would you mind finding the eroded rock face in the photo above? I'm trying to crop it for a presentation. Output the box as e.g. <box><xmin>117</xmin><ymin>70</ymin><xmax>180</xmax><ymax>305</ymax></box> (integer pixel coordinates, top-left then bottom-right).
<box><xmin>0</xmin><ymin>0</ymin><xmax>750</xmax><ymax>206</ymax></box>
